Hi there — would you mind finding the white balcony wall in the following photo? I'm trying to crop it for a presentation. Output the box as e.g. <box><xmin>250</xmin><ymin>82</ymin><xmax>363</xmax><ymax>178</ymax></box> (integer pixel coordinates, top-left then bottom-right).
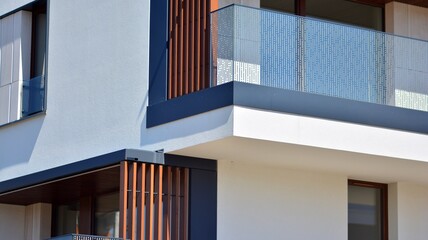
<box><xmin>0</xmin><ymin>10</ymin><xmax>32</xmax><ymax>125</ymax></box>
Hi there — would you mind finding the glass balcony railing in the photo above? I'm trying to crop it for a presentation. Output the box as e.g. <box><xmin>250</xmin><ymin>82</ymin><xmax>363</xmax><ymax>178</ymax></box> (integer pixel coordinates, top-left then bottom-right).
<box><xmin>22</xmin><ymin>75</ymin><xmax>45</xmax><ymax>117</ymax></box>
<box><xmin>48</xmin><ymin>234</ymin><xmax>125</xmax><ymax>240</ymax></box>
<box><xmin>0</xmin><ymin>75</ymin><xmax>45</xmax><ymax>126</ymax></box>
<box><xmin>211</xmin><ymin>5</ymin><xmax>428</xmax><ymax>112</ymax></box>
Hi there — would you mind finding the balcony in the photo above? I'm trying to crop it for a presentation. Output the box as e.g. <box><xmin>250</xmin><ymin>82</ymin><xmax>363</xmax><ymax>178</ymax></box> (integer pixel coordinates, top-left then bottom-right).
<box><xmin>211</xmin><ymin>4</ymin><xmax>428</xmax><ymax>112</ymax></box>
<box><xmin>148</xmin><ymin>4</ymin><xmax>428</xmax><ymax>134</ymax></box>
<box><xmin>49</xmin><ymin>234</ymin><xmax>125</xmax><ymax>240</ymax></box>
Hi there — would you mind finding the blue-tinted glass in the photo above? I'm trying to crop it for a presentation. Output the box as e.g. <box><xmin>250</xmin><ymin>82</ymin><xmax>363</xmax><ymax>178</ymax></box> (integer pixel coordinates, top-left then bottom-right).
<box><xmin>22</xmin><ymin>75</ymin><xmax>45</xmax><ymax>117</ymax></box>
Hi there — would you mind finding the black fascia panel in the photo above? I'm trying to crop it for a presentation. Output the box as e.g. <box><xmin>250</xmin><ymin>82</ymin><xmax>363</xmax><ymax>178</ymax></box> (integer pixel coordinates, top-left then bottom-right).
<box><xmin>147</xmin><ymin>81</ymin><xmax>428</xmax><ymax>134</ymax></box>
<box><xmin>189</xmin><ymin>169</ymin><xmax>217</xmax><ymax>240</ymax></box>
<box><xmin>147</xmin><ymin>82</ymin><xmax>234</xmax><ymax>127</ymax></box>
<box><xmin>233</xmin><ymin>82</ymin><xmax>428</xmax><ymax>134</ymax></box>
<box><xmin>0</xmin><ymin>149</ymin><xmax>165</xmax><ymax>195</ymax></box>
<box><xmin>148</xmin><ymin>0</ymin><xmax>169</xmax><ymax>105</ymax></box>
<box><xmin>165</xmin><ymin>154</ymin><xmax>217</xmax><ymax>171</ymax></box>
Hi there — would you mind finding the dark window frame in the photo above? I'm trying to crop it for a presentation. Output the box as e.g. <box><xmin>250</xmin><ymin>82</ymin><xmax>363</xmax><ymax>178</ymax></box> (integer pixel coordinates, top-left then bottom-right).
<box><xmin>29</xmin><ymin>0</ymin><xmax>47</xmax><ymax>79</ymax></box>
<box><xmin>348</xmin><ymin>179</ymin><xmax>388</xmax><ymax>240</ymax></box>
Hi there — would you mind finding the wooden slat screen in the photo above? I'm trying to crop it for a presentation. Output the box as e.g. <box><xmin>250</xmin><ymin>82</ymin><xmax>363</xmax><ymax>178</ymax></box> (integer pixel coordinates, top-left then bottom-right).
<box><xmin>168</xmin><ymin>0</ymin><xmax>212</xmax><ymax>99</ymax></box>
<box><xmin>120</xmin><ymin>161</ymin><xmax>189</xmax><ymax>240</ymax></box>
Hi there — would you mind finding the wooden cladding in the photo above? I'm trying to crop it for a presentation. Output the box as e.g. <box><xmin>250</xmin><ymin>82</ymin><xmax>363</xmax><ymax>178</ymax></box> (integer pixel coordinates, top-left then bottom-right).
<box><xmin>119</xmin><ymin>161</ymin><xmax>189</xmax><ymax>240</ymax></box>
<box><xmin>168</xmin><ymin>0</ymin><xmax>213</xmax><ymax>99</ymax></box>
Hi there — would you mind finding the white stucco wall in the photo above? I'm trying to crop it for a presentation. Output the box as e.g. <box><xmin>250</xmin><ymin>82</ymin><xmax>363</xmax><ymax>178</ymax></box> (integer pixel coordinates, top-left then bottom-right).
<box><xmin>0</xmin><ymin>0</ymin><xmax>151</xmax><ymax>181</ymax></box>
<box><xmin>393</xmin><ymin>183</ymin><xmax>428</xmax><ymax>240</ymax></box>
<box><xmin>217</xmin><ymin>160</ymin><xmax>347</xmax><ymax>240</ymax></box>
<box><xmin>0</xmin><ymin>0</ymin><xmax>36</xmax><ymax>16</ymax></box>
<box><xmin>0</xmin><ymin>203</ymin><xmax>26</xmax><ymax>240</ymax></box>
<box><xmin>24</xmin><ymin>203</ymin><xmax>52</xmax><ymax>240</ymax></box>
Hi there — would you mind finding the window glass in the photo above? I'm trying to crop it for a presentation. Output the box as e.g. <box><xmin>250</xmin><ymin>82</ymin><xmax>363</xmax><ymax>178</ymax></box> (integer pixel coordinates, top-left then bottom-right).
<box><xmin>31</xmin><ymin>8</ymin><xmax>47</xmax><ymax>78</ymax></box>
<box><xmin>95</xmin><ymin>192</ymin><xmax>120</xmax><ymax>237</ymax></box>
<box><xmin>348</xmin><ymin>183</ymin><xmax>385</xmax><ymax>240</ymax></box>
<box><xmin>306</xmin><ymin>0</ymin><xmax>383</xmax><ymax>31</ymax></box>
<box><xmin>261</xmin><ymin>0</ymin><xmax>294</xmax><ymax>14</ymax></box>
<box><xmin>54</xmin><ymin>202</ymin><xmax>80</xmax><ymax>236</ymax></box>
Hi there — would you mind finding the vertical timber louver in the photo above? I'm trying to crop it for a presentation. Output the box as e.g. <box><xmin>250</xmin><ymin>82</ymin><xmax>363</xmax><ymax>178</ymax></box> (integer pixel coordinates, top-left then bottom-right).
<box><xmin>119</xmin><ymin>161</ymin><xmax>189</xmax><ymax>240</ymax></box>
<box><xmin>168</xmin><ymin>0</ymin><xmax>214</xmax><ymax>99</ymax></box>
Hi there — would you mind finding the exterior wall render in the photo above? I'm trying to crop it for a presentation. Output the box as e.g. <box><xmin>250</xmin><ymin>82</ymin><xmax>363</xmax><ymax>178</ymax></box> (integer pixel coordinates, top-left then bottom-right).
<box><xmin>217</xmin><ymin>160</ymin><xmax>348</xmax><ymax>240</ymax></box>
<box><xmin>395</xmin><ymin>183</ymin><xmax>428</xmax><ymax>240</ymax></box>
<box><xmin>0</xmin><ymin>0</ymin><xmax>36</xmax><ymax>16</ymax></box>
<box><xmin>24</xmin><ymin>203</ymin><xmax>52</xmax><ymax>240</ymax></box>
<box><xmin>0</xmin><ymin>0</ymin><xmax>151</xmax><ymax>182</ymax></box>
<box><xmin>0</xmin><ymin>203</ymin><xmax>26</xmax><ymax>240</ymax></box>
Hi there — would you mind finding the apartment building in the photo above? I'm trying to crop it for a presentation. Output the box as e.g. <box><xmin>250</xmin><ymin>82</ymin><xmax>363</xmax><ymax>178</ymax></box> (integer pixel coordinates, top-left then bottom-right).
<box><xmin>0</xmin><ymin>0</ymin><xmax>427</xmax><ymax>239</ymax></box>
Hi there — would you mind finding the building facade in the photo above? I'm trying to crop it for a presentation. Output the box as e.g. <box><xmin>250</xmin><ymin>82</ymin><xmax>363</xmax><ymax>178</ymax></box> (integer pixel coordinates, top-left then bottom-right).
<box><xmin>0</xmin><ymin>0</ymin><xmax>428</xmax><ymax>239</ymax></box>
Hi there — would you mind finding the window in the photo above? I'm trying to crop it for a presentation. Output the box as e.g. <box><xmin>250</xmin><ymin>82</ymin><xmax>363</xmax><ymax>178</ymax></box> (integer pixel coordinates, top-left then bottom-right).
<box><xmin>53</xmin><ymin>193</ymin><xmax>120</xmax><ymax>237</ymax></box>
<box><xmin>0</xmin><ymin>0</ymin><xmax>47</xmax><ymax>126</ymax></box>
<box><xmin>348</xmin><ymin>180</ymin><xmax>388</xmax><ymax>240</ymax></box>
<box><xmin>261</xmin><ymin>0</ymin><xmax>383</xmax><ymax>31</ymax></box>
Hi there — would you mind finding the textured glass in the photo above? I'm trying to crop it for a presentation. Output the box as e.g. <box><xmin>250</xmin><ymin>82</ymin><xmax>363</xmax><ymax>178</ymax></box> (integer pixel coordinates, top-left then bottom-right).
<box><xmin>210</xmin><ymin>5</ymin><xmax>428</xmax><ymax>112</ymax></box>
<box><xmin>22</xmin><ymin>75</ymin><xmax>45</xmax><ymax>117</ymax></box>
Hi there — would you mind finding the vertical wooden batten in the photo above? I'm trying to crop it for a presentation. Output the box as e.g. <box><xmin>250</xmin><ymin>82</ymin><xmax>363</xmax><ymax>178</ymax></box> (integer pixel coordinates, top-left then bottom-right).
<box><xmin>137</xmin><ymin>163</ymin><xmax>146</xmax><ymax>240</ymax></box>
<box><xmin>165</xmin><ymin>167</ymin><xmax>172</xmax><ymax>240</ymax></box>
<box><xmin>120</xmin><ymin>161</ymin><xmax>189</xmax><ymax>240</ymax></box>
<box><xmin>119</xmin><ymin>161</ymin><xmax>128</xmax><ymax>238</ymax></box>
<box><xmin>169</xmin><ymin>0</ymin><xmax>212</xmax><ymax>99</ymax></box>
<box><xmin>128</xmin><ymin>162</ymin><xmax>137</xmax><ymax>239</ymax></box>
<box><xmin>157</xmin><ymin>166</ymin><xmax>164</xmax><ymax>239</ymax></box>
<box><xmin>148</xmin><ymin>164</ymin><xmax>155</xmax><ymax>240</ymax></box>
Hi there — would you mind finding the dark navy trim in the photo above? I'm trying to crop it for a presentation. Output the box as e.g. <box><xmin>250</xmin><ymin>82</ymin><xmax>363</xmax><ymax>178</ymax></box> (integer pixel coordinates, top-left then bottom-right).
<box><xmin>165</xmin><ymin>154</ymin><xmax>217</xmax><ymax>171</ymax></box>
<box><xmin>189</xmin><ymin>169</ymin><xmax>217</xmax><ymax>240</ymax></box>
<box><xmin>0</xmin><ymin>149</ymin><xmax>163</xmax><ymax>195</ymax></box>
<box><xmin>148</xmin><ymin>0</ymin><xmax>169</xmax><ymax>105</ymax></box>
<box><xmin>147</xmin><ymin>81</ymin><xmax>428</xmax><ymax>134</ymax></box>
<box><xmin>147</xmin><ymin>82</ymin><xmax>234</xmax><ymax>127</ymax></box>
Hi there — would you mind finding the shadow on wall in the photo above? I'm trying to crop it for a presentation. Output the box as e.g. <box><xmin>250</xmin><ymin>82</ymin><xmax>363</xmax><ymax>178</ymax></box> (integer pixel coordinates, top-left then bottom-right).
<box><xmin>0</xmin><ymin>115</ymin><xmax>45</xmax><ymax>170</ymax></box>
<box><xmin>139</xmin><ymin>104</ymin><xmax>232</xmax><ymax>151</ymax></box>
